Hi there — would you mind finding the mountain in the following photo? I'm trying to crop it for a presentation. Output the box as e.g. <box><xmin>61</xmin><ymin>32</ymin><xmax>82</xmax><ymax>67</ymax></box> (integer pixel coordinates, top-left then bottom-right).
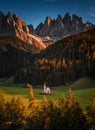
<box><xmin>0</xmin><ymin>36</ymin><xmax>40</xmax><ymax>53</ymax></box>
<box><xmin>14</xmin><ymin>28</ymin><xmax>95</xmax><ymax>86</ymax></box>
<box><xmin>35</xmin><ymin>13</ymin><xmax>95</xmax><ymax>43</ymax></box>
<box><xmin>0</xmin><ymin>10</ymin><xmax>95</xmax><ymax>82</ymax></box>
<box><xmin>0</xmin><ymin>11</ymin><xmax>95</xmax><ymax>48</ymax></box>
<box><xmin>0</xmin><ymin>11</ymin><xmax>46</xmax><ymax>49</ymax></box>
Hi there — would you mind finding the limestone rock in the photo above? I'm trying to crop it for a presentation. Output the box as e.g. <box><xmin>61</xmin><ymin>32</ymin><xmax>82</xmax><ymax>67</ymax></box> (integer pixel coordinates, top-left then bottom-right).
<box><xmin>35</xmin><ymin>12</ymin><xmax>95</xmax><ymax>40</ymax></box>
<box><xmin>0</xmin><ymin>11</ymin><xmax>46</xmax><ymax>49</ymax></box>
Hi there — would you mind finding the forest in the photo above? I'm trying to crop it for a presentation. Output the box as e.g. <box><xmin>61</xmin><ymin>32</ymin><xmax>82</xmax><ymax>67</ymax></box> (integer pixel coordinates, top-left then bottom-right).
<box><xmin>0</xmin><ymin>36</ymin><xmax>39</xmax><ymax>78</ymax></box>
<box><xmin>0</xmin><ymin>29</ymin><xmax>95</xmax><ymax>86</ymax></box>
<box><xmin>0</xmin><ymin>85</ymin><xmax>95</xmax><ymax>130</ymax></box>
<box><xmin>14</xmin><ymin>29</ymin><xmax>95</xmax><ymax>86</ymax></box>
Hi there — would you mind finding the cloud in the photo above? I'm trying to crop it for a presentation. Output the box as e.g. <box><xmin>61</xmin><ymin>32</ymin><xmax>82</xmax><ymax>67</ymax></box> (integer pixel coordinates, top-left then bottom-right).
<box><xmin>88</xmin><ymin>7</ymin><xmax>95</xmax><ymax>17</ymax></box>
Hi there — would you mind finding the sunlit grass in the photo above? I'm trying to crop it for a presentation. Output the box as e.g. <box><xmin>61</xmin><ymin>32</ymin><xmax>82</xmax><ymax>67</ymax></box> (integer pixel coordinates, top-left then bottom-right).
<box><xmin>0</xmin><ymin>77</ymin><xmax>95</xmax><ymax>109</ymax></box>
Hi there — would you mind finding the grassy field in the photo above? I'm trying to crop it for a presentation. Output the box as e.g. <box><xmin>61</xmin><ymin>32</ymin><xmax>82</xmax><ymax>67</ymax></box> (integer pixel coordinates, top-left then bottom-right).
<box><xmin>0</xmin><ymin>77</ymin><xmax>95</xmax><ymax>109</ymax></box>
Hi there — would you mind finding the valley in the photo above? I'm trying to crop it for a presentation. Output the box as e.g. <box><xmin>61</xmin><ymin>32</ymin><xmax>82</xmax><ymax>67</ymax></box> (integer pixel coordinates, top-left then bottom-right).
<box><xmin>0</xmin><ymin>10</ymin><xmax>95</xmax><ymax>130</ymax></box>
<box><xmin>0</xmin><ymin>77</ymin><xmax>95</xmax><ymax>109</ymax></box>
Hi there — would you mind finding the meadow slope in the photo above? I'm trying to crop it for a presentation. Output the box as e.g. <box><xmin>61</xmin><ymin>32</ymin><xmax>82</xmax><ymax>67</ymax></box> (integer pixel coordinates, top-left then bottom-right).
<box><xmin>0</xmin><ymin>77</ymin><xmax>95</xmax><ymax>109</ymax></box>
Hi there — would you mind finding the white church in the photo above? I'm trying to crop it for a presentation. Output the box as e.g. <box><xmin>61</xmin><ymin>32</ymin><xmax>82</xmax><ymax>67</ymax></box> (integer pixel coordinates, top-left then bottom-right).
<box><xmin>43</xmin><ymin>82</ymin><xmax>51</xmax><ymax>94</ymax></box>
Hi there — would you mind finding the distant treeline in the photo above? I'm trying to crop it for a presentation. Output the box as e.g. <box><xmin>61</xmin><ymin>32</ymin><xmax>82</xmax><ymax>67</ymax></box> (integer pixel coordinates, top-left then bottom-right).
<box><xmin>15</xmin><ymin>29</ymin><xmax>95</xmax><ymax>86</ymax></box>
<box><xmin>0</xmin><ymin>87</ymin><xmax>95</xmax><ymax>130</ymax></box>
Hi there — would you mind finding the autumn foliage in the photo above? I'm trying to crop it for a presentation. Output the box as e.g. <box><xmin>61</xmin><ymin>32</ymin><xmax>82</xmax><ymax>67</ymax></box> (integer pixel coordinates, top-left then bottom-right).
<box><xmin>15</xmin><ymin>29</ymin><xmax>95</xmax><ymax>86</ymax></box>
<box><xmin>0</xmin><ymin>88</ymin><xmax>95</xmax><ymax>130</ymax></box>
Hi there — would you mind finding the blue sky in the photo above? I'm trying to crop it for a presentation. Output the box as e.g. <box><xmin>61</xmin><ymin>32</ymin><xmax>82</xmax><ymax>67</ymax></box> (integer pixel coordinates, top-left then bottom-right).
<box><xmin>0</xmin><ymin>0</ymin><xmax>95</xmax><ymax>28</ymax></box>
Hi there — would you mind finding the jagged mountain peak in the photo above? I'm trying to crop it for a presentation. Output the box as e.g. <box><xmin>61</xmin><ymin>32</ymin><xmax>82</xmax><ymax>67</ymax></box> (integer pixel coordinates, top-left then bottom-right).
<box><xmin>84</xmin><ymin>21</ymin><xmax>95</xmax><ymax>30</ymax></box>
<box><xmin>72</xmin><ymin>14</ymin><xmax>83</xmax><ymax>23</ymax></box>
<box><xmin>0</xmin><ymin>11</ymin><xmax>4</xmax><ymax>17</ymax></box>
<box><xmin>36</xmin><ymin>12</ymin><xmax>95</xmax><ymax>40</ymax></box>
<box><xmin>28</xmin><ymin>24</ymin><xmax>35</xmax><ymax>34</ymax></box>
<box><xmin>0</xmin><ymin>10</ymin><xmax>95</xmax><ymax>49</ymax></box>
<box><xmin>56</xmin><ymin>14</ymin><xmax>63</xmax><ymax>21</ymax></box>
<box><xmin>65</xmin><ymin>12</ymin><xmax>71</xmax><ymax>16</ymax></box>
<box><xmin>45</xmin><ymin>16</ymin><xmax>52</xmax><ymax>25</ymax></box>
<box><xmin>0</xmin><ymin>11</ymin><xmax>46</xmax><ymax>49</ymax></box>
<box><xmin>63</xmin><ymin>12</ymin><xmax>71</xmax><ymax>30</ymax></box>
<box><xmin>63</xmin><ymin>12</ymin><xmax>71</xmax><ymax>21</ymax></box>
<box><xmin>7</xmin><ymin>12</ymin><xmax>12</xmax><ymax>16</ymax></box>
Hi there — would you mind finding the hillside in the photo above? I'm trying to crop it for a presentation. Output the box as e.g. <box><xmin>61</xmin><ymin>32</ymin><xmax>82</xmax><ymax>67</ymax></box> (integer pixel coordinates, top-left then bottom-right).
<box><xmin>0</xmin><ymin>36</ymin><xmax>40</xmax><ymax>53</ymax></box>
<box><xmin>0</xmin><ymin>77</ymin><xmax>95</xmax><ymax>111</ymax></box>
<box><xmin>0</xmin><ymin>36</ymin><xmax>39</xmax><ymax>78</ymax></box>
<box><xmin>0</xmin><ymin>11</ymin><xmax>46</xmax><ymax>49</ymax></box>
<box><xmin>69</xmin><ymin>77</ymin><xmax>95</xmax><ymax>90</ymax></box>
<box><xmin>14</xmin><ymin>28</ymin><xmax>95</xmax><ymax>86</ymax></box>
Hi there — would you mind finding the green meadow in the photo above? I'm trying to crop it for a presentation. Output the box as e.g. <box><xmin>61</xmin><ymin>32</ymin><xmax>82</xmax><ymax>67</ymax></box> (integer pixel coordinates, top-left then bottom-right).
<box><xmin>0</xmin><ymin>77</ymin><xmax>95</xmax><ymax>109</ymax></box>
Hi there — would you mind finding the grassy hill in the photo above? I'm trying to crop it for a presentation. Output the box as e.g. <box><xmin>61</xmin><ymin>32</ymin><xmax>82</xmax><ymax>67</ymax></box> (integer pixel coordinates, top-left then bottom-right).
<box><xmin>69</xmin><ymin>77</ymin><xmax>95</xmax><ymax>89</ymax></box>
<box><xmin>0</xmin><ymin>77</ymin><xmax>95</xmax><ymax>109</ymax></box>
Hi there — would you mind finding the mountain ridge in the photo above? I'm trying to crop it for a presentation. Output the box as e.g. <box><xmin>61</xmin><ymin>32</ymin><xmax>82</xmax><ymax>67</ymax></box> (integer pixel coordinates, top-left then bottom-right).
<box><xmin>0</xmin><ymin>10</ymin><xmax>95</xmax><ymax>48</ymax></box>
<box><xmin>0</xmin><ymin>11</ymin><xmax>46</xmax><ymax>49</ymax></box>
<box><xmin>35</xmin><ymin>12</ymin><xmax>95</xmax><ymax>39</ymax></box>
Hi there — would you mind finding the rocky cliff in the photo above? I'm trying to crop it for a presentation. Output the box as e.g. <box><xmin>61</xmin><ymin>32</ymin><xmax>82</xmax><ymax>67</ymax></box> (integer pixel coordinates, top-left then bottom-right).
<box><xmin>0</xmin><ymin>11</ymin><xmax>46</xmax><ymax>49</ymax></box>
<box><xmin>35</xmin><ymin>12</ymin><xmax>95</xmax><ymax>40</ymax></box>
<box><xmin>0</xmin><ymin>11</ymin><xmax>95</xmax><ymax>48</ymax></box>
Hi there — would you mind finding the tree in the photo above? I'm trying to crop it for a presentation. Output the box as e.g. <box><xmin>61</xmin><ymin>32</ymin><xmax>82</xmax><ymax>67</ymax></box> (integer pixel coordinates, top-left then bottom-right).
<box><xmin>86</xmin><ymin>94</ymin><xmax>95</xmax><ymax>130</ymax></box>
<box><xmin>61</xmin><ymin>89</ymin><xmax>88</xmax><ymax>130</ymax></box>
<box><xmin>27</xmin><ymin>83</ymin><xmax>37</xmax><ymax>109</ymax></box>
<box><xmin>0</xmin><ymin>93</ymin><xmax>6</xmax><ymax>129</ymax></box>
<box><xmin>4</xmin><ymin>97</ymin><xmax>26</xmax><ymax>130</ymax></box>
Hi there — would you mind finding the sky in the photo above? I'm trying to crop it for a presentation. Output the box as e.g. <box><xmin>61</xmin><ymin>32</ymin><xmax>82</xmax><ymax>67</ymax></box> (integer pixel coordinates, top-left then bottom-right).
<box><xmin>0</xmin><ymin>0</ymin><xmax>95</xmax><ymax>29</ymax></box>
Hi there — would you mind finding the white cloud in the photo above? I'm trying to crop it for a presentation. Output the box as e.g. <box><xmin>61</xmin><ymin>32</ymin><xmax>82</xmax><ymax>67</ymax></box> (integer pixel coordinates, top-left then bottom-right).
<box><xmin>88</xmin><ymin>7</ymin><xmax>95</xmax><ymax>17</ymax></box>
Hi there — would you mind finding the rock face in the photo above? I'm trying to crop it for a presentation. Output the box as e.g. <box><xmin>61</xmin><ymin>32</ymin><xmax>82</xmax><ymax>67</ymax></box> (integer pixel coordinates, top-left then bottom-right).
<box><xmin>63</xmin><ymin>13</ymin><xmax>71</xmax><ymax>31</ymax></box>
<box><xmin>0</xmin><ymin>11</ymin><xmax>95</xmax><ymax>48</ymax></box>
<box><xmin>49</xmin><ymin>15</ymin><xmax>66</xmax><ymax>38</ymax></box>
<box><xmin>28</xmin><ymin>24</ymin><xmax>35</xmax><ymax>34</ymax></box>
<box><xmin>35</xmin><ymin>12</ymin><xmax>95</xmax><ymax>40</ymax></box>
<box><xmin>0</xmin><ymin>11</ymin><xmax>46</xmax><ymax>49</ymax></box>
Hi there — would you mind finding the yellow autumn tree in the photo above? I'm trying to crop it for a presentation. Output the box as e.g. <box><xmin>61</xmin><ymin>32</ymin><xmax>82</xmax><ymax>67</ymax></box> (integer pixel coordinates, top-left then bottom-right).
<box><xmin>26</xmin><ymin>83</ymin><xmax>37</xmax><ymax>109</ymax></box>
